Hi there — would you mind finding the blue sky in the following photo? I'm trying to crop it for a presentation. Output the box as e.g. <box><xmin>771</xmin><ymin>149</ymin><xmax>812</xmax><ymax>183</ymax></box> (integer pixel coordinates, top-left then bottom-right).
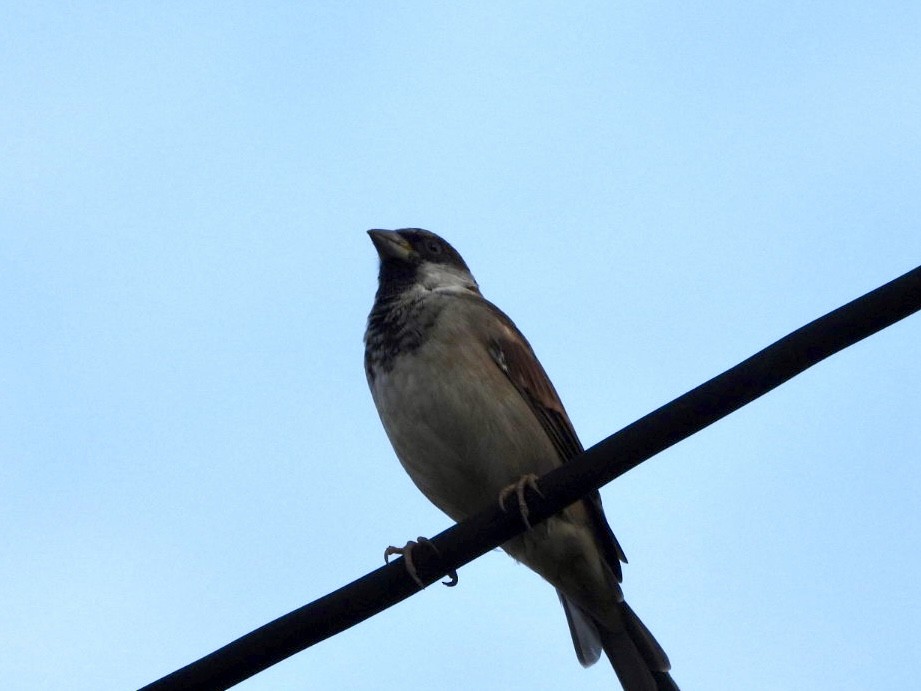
<box><xmin>2</xmin><ymin>3</ymin><xmax>920</xmax><ymax>690</ymax></box>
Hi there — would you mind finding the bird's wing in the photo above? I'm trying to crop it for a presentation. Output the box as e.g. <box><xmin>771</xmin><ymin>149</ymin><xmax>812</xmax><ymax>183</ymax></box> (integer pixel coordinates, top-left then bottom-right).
<box><xmin>483</xmin><ymin>301</ymin><xmax>628</xmax><ymax>576</ymax></box>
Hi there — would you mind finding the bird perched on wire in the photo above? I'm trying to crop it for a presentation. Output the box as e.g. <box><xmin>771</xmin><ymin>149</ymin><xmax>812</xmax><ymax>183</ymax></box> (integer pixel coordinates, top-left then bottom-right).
<box><xmin>364</xmin><ymin>228</ymin><xmax>677</xmax><ymax>691</ymax></box>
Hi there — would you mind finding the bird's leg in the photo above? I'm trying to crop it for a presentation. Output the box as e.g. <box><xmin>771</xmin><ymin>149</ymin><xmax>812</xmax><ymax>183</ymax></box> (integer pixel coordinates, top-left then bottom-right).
<box><xmin>498</xmin><ymin>473</ymin><xmax>545</xmax><ymax>529</ymax></box>
<box><xmin>383</xmin><ymin>536</ymin><xmax>459</xmax><ymax>588</ymax></box>
<box><xmin>384</xmin><ymin>539</ymin><xmax>425</xmax><ymax>588</ymax></box>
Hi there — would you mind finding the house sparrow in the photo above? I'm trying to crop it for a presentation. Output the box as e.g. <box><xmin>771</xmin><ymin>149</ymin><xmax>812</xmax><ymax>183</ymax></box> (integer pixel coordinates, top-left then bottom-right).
<box><xmin>364</xmin><ymin>228</ymin><xmax>677</xmax><ymax>691</ymax></box>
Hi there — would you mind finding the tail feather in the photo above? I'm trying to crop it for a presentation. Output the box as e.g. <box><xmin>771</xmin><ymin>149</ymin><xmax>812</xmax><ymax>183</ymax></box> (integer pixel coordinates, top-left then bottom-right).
<box><xmin>560</xmin><ymin>593</ymin><xmax>678</xmax><ymax>691</ymax></box>
<box><xmin>601</xmin><ymin>602</ymin><xmax>678</xmax><ymax>691</ymax></box>
<box><xmin>620</xmin><ymin>601</ymin><xmax>671</xmax><ymax>673</ymax></box>
<box><xmin>558</xmin><ymin>591</ymin><xmax>602</xmax><ymax>666</ymax></box>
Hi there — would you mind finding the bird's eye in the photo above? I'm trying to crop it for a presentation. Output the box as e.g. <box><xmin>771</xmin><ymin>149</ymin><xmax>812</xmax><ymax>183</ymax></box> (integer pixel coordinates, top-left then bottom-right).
<box><xmin>426</xmin><ymin>240</ymin><xmax>442</xmax><ymax>255</ymax></box>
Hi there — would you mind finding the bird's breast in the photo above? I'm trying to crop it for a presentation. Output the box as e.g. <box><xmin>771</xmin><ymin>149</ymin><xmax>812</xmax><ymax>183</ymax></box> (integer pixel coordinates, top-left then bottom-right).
<box><xmin>368</xmin><ymin>325</ymin><xmax>560</xmax><ymax>522</ymax></box>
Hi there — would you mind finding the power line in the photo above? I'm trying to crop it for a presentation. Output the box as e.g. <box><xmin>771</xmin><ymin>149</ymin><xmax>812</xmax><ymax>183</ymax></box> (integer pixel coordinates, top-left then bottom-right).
<box><xmin>140</xmin><ymin>264</ymin><xmax>921</xmax><ymax>691</ymax></box>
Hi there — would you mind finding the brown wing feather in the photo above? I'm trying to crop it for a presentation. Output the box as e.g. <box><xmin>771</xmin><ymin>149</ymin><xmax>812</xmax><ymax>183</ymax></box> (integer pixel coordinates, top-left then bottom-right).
<box><xmin>484</xmin><ymin>304</ymin><xmax>628</xmax><ymax>578</ymax></box>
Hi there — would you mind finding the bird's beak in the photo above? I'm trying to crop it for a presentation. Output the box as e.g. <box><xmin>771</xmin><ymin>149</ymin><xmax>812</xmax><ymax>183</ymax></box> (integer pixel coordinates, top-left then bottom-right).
<box><xmin>367</xmin><ymin>229</ymin><xmax>413</xmax><ymax>261</ymax></box>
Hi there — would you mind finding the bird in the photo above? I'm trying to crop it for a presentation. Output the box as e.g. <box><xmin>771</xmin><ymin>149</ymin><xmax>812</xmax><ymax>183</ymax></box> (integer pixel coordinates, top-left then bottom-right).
<box><xmin>364</xmin><ymin>228</ymin><xmax>677</xmax><ymax>691</ymax></box>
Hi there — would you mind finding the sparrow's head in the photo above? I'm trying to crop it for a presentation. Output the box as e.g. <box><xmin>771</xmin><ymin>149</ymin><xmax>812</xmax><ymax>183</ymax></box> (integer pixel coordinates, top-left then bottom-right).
<box><xmin>367</xmin><ymin>228</ymin><xmax>479</xmax><ymax>298</ymax></box>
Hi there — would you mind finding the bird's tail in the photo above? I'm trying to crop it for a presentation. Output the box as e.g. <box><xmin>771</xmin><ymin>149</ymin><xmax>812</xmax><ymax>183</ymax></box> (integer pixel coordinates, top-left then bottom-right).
<box><xmin>560</xmin><ymin>594</ymin><xmax>678</xmax><ymax>691</ymax></box>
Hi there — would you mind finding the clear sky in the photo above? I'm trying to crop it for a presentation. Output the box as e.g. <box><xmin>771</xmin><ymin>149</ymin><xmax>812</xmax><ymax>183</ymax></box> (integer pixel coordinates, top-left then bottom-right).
<box><xmin>2</xmin><ymin>3</ymin><xmax>920</xmax><ymax>690</ymax></box>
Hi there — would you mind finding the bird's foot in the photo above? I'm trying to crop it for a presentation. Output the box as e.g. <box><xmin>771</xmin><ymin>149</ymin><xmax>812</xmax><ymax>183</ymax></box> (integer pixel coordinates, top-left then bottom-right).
<box><xmin>384</xmin><ymin>537</ymin><xmax>459</xmax><ymax>588</ymax></box>
<box><xmin>498</xmin><ymin>473</ymin><xmax>545</xmax><ymax>529</ymax></box>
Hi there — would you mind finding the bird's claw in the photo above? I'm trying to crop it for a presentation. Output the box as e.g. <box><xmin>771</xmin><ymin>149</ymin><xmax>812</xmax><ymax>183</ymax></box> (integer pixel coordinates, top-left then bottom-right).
<box><xmin>384</xmin><ymin>537</ymin><xmax>459</xmax><ymax>588</ymax></box>
<box><xmin>498</xmin><ymin>473</ymin><xmax>545</xmax><ymax>529</ymax></box>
